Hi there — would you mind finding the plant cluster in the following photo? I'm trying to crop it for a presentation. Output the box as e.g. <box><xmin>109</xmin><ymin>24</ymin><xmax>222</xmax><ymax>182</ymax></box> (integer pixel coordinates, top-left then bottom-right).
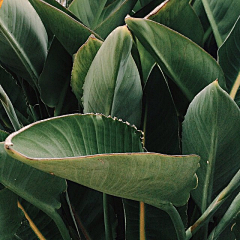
<box><xmin>0</xmin><ymin>0</ymin><xmax>239</xmax><ymax>239</ymax></box>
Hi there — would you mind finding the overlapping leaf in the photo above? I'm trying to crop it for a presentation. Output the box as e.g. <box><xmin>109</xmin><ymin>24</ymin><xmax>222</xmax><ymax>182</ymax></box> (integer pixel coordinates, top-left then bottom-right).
<box><xmin>125</xmin><ymin>17</ymin><xmax>225</xmax><ymax>101</ymax></box>
<box><xmin>71</xmin><ymin>35</ymin><xmax>103</xmax><ymax>107</ymax></box>
<box><xmin>182</xmin><ymin>81</ymin><xmax>240</xmax><ymax>211</ymax></box>
<box><xmin>147</xmin><ymin>0</ymin><xmax>204</xmax><ymax>46</ymax></box>
<box><xmin>29</xmin><ymin>0</ymin><xmax>97</xmax><ymax>55</ymax></box>
<box><xmin>69</xmin><ymin>0</ymin><xmax>138</xmax><ymax>38</ymax></box>
<box><xmin>5</xmin><ymin>114</ymin><xmax>199</xmax><ymax>209</ymax></box>
<box><xmin>83</xmin><ymin>26</ymin><xmax>142</xmax><ymax>127</ymax></box>
<box><xmin>0</xmin><ymin>0</ymin><xmax>48</xmax><ymax>86</ymax></box>
<box><xmin>0</xmin><ymin>144</ymin><xmax>70</xmax><ymax>240</ymax></box>
<box><xmin>218</xmin><ymin>16</ymin><xmax>240</xmax><ymax>104</ymax></box>
<box><xmin>201</xmin><ymin>0</ymin><xmax>240</xmax><ymax>47</ymax></box>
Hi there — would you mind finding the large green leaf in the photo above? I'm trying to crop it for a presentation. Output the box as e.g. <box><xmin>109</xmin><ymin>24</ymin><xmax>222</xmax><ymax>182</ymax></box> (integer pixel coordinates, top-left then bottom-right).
<box><xmin>182</xmin><ymin>81</ymin><xmax>240</xmax><ymax>212</ymax></box>
<box><xmin>201</xmin><ymin>0</ymin><xmax>240</xmax><ymax>47</ymax></box>
<box><xmin>5</xmin><ymin>114</ymin><xmax>199</xmax><ymax>209</ymax></box>
<box><xmin>125</xmin><ymin>17</ymin><xmax>225</xmax><ymax>101</ymax></box>
<box><xmin>83</xmin><ymin>26</ymin><xmax>142</xmax><ymax>127</ymax></box>
<box><xmin>0</xmin><ymin>144</ymin><xmax>71</xmax><ymax>240</ymax></box>
<box><xmin>147</xmin><ymin>0</ymin><xmax>204</xmax><ymax>46</ymax></box>
<box><xmin>0</xmin><ymin>0</ymin><xmax>48</xmax><ymax>86</ymax></box>
<box><xmin>71</xmin><ymin>35</ymin><xmax>103</xmax><ymax>107</ymax></box>
<box><xmin>232</xmin><ymin>213</ymin><xmax>240</xmax><ymax>239</ymax></box>
<box><xmin>29</xmin><ymin>0</ymin><xmax>98</xmax><ymax>55</ymax></box>
<box><xmin>218</xmin><ymin>16</ymin><xmax>240</xmax><ymax>104</ymax></box>
<box><xmin>69</xmin><ymin>0</ymin><xmax>138</xmax><ymax>38</ymax></box>
<box><xmin>0</xmin><ymin>188</ymin><xmax>22</xmax><ymax>239</ymax></box>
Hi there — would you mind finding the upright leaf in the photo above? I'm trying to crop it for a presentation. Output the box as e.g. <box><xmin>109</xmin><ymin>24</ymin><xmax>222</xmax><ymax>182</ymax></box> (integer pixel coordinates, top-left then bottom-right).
<box><xmin>0</xmin><ymin>0</ymin><xmax>48</xmax><ymax>86</ymax></box>
<box><xmin>218</xmin><ymin>16</ymin><xmax>240</xmax><ymax>104</ymax></box>
<box><xmin>201</xmin><ymin>0</ymin><xmax>240</xmax><ymax>47</ymax></box>
<box><xmin>182</xmin><ymin>81</ymin><xmax>240</xmax><ymax>212</ymax></box>
<box><xmin>71</xmin><ymin>35</ymin><xmax>103</xmax><ymax>107</ymax></box>
<box><xmin>83</xmin><ymin>26</ymin><xmax>142</xmax><ymax>127</ymax></box>
<box><xmin>125</xmin><ymin>17</ymin><xmax>225</xmax><ymax>101</ymax></box>
<box><xmin>5</xmin><ymin>114</ymin><xmax>200</xmax><ymax>210</ymax></box>
<box><xmin>146</xmin><ymin>0</ymin><xmax>204</xmax><ymax>46</ymax></box>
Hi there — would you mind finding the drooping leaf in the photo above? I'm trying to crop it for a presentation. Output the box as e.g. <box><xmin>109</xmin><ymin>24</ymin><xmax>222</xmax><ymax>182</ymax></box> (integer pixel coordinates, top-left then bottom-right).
<box><xmin>147</xmin><ymin>0</ymin><xmax>204</xmax><ymax>46</ymax></box>
<box><xmin>69</xmin><ymin>0</ymin><xmax>138</xmax><ymax>39</ymax></box>
<box><xmin>83</xmin><ymin>26</ymin><xmax>142</xmax><ymax>127</ymax></box>
<box><xmin>0</xmin><ymin>0</ymin><xmax>48</xmax><ymax>86</ymax></box>
<box><xmin>29</xmin><ymin>0</ymin><xmax>98</xmax><ymax>55</ymax></box>
<box><xmin>125</xmin><ymin>17</ymin><xmax>225</xmax><ymax>102</ymax></box>
<box><xmin>0</xmin><ymin>144</ymin><xmax>71</xmax><ymax>240</ymax></box>
<box><xmin>0</xmin><ymin>188</ymin><xmax>22</xmax><ymax>239</ymax></box>
<box><xmin>71</xmin><ymin>35</ymin><xmax>103</xmax><ymax>107</ymax></box>
<box><xmin>5</xmin><ymin>114</ymin><xmax>200</xmax><ymax>209</ymax></box>
<box><xmin>39</xmin><ymin>38</ymin><xmax>72</xmax><ymax>109</ymax></box>
<box><xmin>201</xmin><ymin>0</ymin><xmax>240</xmax><ymax>47</ymax></box>
<box><xmin>218</xmin><ymin>16</ymin><xmax>240</xmax><ymax>104</ymax></box>
<box><xmin>182</xmin><ymin>81</ymin><xmax>240</xmax><ymax>212</ymax></box>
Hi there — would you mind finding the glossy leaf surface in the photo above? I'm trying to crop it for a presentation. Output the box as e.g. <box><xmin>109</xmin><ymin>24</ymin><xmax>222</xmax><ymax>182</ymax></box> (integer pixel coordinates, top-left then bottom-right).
<box><xmin>0</xmin><ymin>0</ymin><xmax>48</xmax><ymax>86</ymax></box>
<box><xmin>126</xmin><ymin>17</ymin><xmax>225</xmax><ymax>101</ymax></box>
<box><xmin>182</xmin><ymin>81</ymin><xmax>240</xmax><ymax>211</ymax></box>
<box><xmin>5</xmin><ymin>114</ymin><xmax>199</xmax><ymax>209</ymax></box>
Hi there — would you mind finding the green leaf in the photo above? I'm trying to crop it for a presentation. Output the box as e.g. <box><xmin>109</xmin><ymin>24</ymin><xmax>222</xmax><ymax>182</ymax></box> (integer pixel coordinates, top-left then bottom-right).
<box><xmin>0</xmin><ymin>144</ymin><xmax>71</xmax><ymax>240</ymax></box>
<box><xmin>29</xmin><ymin>0</ymin><xmax>98</xmax><ymax>55</ymax></box>
<box><xmin>0</xmin><ymin>0</ymin><xmax>48</xmax><ymax>86</ymax></box>
<box><xmin>0</xmin><ymin>188</ymin><xmax>22</xmax><ymax>239</ymax></box>
<box><xmin>71</xmin><ymin>35</ymin><xmax>103</xmax><ymax>107</ymax></box>
<box><xmin>201</xmin><ymin>0</ymin><xmax>240</xmax><ymax>47</ymax></box>
<box><xmin>5</xmin><ymin>113</ymin><xmax>200</xmax><ymax>209</ymax></box>
<box><xmin>69</xmin><ymin>0</ymin><xmax>138</xmax><ymax>39</ymax></box>
<box><xmin>218</xmin><ymin>16</ymin><xmax>240</xmax><ymax>103</ymax></box>
<box><xmin>39</xmin><ymin>38</ymin><xmax>72</xmax><ymax>109</ymax></box>
<box><xmin>125</xmin><ymin>17</ymin><xmax>225</xmax><ymax>101</ymax></box>
<box><xmin>83</xmin><ymin>26</ymin><xmax>142</xmax><ymax>127</ymax></box>
<box><xmin>182</xmin><ymin>81</ymin><xmax>240</xmax><ymax>212</ymax></box>
<box><xmin>146</xmin><ymin>0</ymin><xmax>204</xmax><ymax>46</ymax></box>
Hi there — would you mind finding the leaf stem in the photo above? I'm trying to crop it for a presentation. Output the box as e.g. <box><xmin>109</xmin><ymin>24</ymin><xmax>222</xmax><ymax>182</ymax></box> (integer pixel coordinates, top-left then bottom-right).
<box><xmin>103</xmin><ymin>193</ymin><xmax>114</xmax><ymax>240</ymax></box>
<box><xmin>162</xmin><ymin>203</ymin><xmax>186</xmax><ymax>240</ymax></box>
<box><xmin>0</xmin><ymin>85</ymin><xmax>21</xmax><ymax>131</ymax></box>
<box><xmin>186</xmin><ymin>169</ymin><xmax>240</xmax><ymax>239</ymax></box>
<box><xmin>230</xmin><ymin>72</ymin><xmax>240</xmax><ymax>100</ymax></box>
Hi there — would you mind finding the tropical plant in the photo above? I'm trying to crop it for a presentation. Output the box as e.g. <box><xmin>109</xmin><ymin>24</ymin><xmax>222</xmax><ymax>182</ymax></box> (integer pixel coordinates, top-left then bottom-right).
<box><xmin>0</xmin><ymin>0</ymin><xmax>239</xmax><ymax>239</ymax></box>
